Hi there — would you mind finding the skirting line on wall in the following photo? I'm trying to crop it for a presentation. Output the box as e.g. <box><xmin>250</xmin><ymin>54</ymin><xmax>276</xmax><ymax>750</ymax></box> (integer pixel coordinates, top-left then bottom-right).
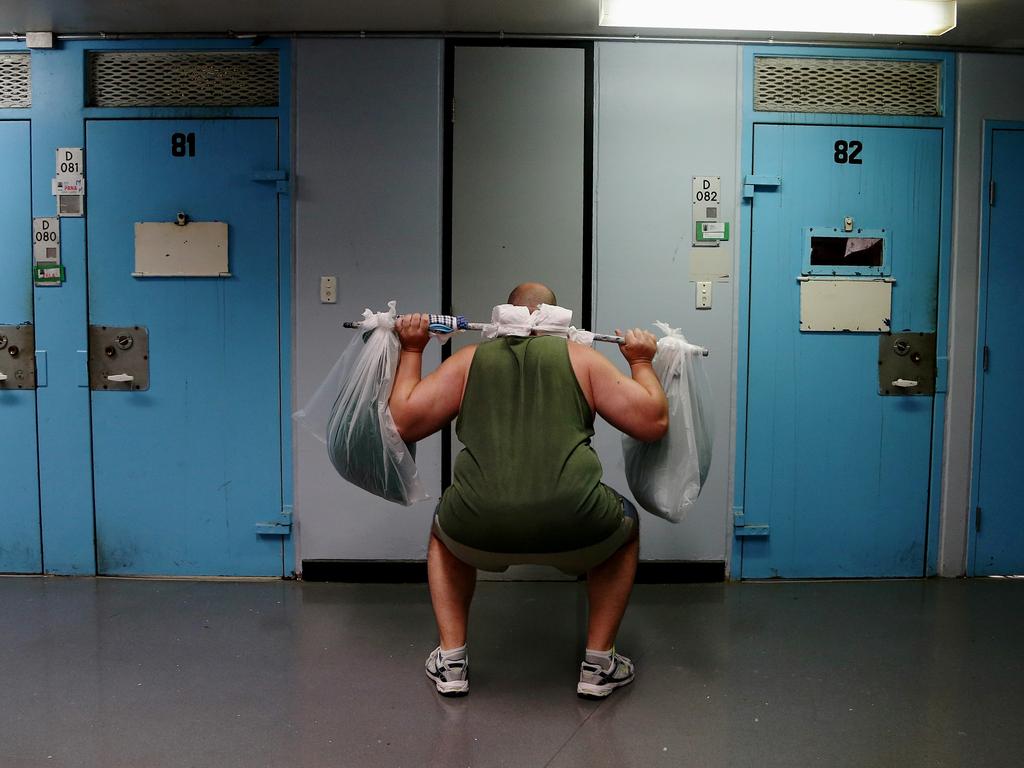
<box><xmin>301</xmin><ymin>560</ymin><xmax>726</xmax><ymax>583</ymax></box>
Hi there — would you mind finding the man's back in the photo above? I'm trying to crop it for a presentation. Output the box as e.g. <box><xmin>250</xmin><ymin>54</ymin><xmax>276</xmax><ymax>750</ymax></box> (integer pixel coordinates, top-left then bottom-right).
<box><xmin>437</xmin><ymin>335</ymin><xmax>623</xmax><ymax>553</ymax></box>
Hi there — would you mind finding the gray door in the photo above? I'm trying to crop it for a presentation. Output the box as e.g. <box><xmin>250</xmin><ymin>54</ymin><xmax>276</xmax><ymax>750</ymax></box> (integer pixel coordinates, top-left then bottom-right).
<box><xmin>450</xmin><ymin>44</ymin><xmax>588</xmax><ymax>332</ymax></box>
<box><xmin>448</xmin><ymin>44</ymin><xmax>592</xmax><ymax>488</ymax></box>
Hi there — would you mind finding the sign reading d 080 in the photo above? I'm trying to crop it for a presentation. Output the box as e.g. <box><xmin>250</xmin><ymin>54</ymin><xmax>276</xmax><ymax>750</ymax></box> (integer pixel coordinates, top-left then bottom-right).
<box><xmin>32</xmin><ymin>217</ymin><xmax>61</xmax><ymax>265</ymax></box>
<box><xmin>33</xmin><ymin>217</ymin><xmax>60</xmax><ymax>245</ymax></box>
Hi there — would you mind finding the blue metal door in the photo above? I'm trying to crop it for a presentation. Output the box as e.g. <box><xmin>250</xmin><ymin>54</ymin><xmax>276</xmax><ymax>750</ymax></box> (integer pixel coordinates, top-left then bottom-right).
<box><xmin>741</xmin><ymin>124</ymin><xmax>942</xmax><ymax>578</ymax></box>
<box><xmin>86</xmin><ymin>119</ymin><xmax>285</xmax><ymax>576</ymax></box>
<box><xmin>973</xmin><ymin>128</ymin><xmax>1024</xmax><ymax>575</ymax></box>
<box><xmin>0</xmin><ymin>121</ymin><xmax>40</xmax><ymax>573</ymax></box>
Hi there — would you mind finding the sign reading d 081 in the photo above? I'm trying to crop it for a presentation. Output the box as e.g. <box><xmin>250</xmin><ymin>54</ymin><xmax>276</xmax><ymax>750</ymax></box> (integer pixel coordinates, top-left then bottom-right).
<box><xmin>56</xmin><ymin>147</ymin><xmax>84</xmax><ymax>177</ymax></box>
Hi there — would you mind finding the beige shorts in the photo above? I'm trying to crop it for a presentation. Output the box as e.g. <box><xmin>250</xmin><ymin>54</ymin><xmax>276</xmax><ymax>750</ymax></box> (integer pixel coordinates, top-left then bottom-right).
<box><xmin>431</xmin><ymin>496</ymin><xmax>638</xmax><ymax>576</ymax></box>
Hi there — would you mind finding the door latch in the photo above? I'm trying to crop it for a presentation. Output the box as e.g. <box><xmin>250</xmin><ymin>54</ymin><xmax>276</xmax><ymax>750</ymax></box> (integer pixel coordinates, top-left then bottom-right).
<box><xmin>88</xmin><ymin>325</ymin><xmax>150</xmax><ymax>391</ymax></box>
<box><xmin>878</xmin><ymin>333</ymin><xmax>937</xmax><ymax>395</ymax></box>
<box><xmin>0</xmin><ymin>324</ymin><xmax>37</xmax><ymax>389</ymax></box>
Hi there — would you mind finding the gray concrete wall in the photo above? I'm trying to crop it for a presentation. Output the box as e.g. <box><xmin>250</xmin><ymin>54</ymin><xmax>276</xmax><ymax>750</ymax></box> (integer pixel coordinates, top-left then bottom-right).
<box><xmin>592</xmin><ymin>42</ymin><xmax>740</xmax><ymax>562</ymax></box>
<box><xmin>293</xmin><ymin>39</ymin><xmax>443</xmax><ymax>563</ymax></box>
<box><xmin>291</xmin><ymin>40</ymin><xmax>741</xmax><ymax>567</ymax></box>
<box><xmin>939</xmin><ymin>53</ymin><xmax>1024</xmax><ymax>575</ymax></box>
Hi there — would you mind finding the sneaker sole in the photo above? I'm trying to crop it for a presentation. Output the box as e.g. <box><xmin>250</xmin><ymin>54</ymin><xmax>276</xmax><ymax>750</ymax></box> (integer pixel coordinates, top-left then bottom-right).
<box><xmin>576</xmin><ymin>675</ymin><xmax>635</xmax><ymax>700</ymax></box>
<box><xmin>426</xmin><ymin>670</ymin><xmax>469</xmax><ymax>697</ymax></box>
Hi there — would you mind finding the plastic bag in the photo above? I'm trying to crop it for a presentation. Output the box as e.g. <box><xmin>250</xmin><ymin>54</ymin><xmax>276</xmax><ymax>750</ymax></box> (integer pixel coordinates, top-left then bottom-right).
<box><xmin>293</xmin><ymin>301</ymin><xmax>428</xmax><ymax>506</ymax></box>
<box><xmin>622</xmin><ymin>322</ymin><xmax>713</xmax><ymax>523</ymax></box>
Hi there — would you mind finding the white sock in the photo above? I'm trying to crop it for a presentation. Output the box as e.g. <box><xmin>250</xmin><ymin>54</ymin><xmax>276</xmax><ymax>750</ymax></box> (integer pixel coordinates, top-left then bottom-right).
<box><xmin>585</xmin><ymin>647</ymin><xmax>614</xmax><ymax>671</ymax></box>
<box><xmin>439</xmin><ymin>644</ymin><xmax>467</xmax><ymax>662</ymax></box>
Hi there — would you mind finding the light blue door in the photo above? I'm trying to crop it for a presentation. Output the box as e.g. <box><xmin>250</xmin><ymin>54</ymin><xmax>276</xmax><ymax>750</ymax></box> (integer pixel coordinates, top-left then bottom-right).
<box><xmin>0</xmin><ymin>121</ymin><xmax>40</xmax><ymax>573</ymax></box>
<box><xmin>741</xmin><ymin>124</ymin><xmax>942</xmax><ymax>578</ymax></box>
<box><xmin>974</xmin><ymin>129</ymin><xmax>1024</xmax><ymax>575</ymax></box>
<box><xmin>86</xmin><ymin>119</ymin><xmax>285</xmax><ymax>576</ymax></box>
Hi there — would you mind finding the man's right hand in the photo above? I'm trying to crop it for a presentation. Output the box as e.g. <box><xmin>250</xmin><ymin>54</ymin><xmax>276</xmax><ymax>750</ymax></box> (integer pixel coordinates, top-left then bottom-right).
<box><xmin>617</xmin><ymin>328</ymin><xmax>658</xmax><ymax>367</ymax></box>
<box><xmin>396</xmin><ymin>313</ymin><xmax>431</xmax><ymax>353</ymax></box>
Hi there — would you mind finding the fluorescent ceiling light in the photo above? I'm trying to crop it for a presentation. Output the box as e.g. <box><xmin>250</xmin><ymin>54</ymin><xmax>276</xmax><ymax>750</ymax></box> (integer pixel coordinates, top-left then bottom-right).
<box><xmin>599</xmin><ymin>0</ymin><xmax>957</xmax><ymax>36</ymax></box>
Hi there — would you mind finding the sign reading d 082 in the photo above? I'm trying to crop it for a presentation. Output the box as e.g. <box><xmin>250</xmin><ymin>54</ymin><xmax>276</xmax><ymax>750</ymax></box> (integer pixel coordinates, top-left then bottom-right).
<box><xmin>692</xmin><ymin>176</ymin><xmax>721</xmax><ymax>204</ymax></box>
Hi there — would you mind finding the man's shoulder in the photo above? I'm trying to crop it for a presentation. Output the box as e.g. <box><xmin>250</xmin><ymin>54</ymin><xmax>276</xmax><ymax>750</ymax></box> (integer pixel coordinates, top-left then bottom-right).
<box><xmin>447</xmin><ymin>343</ymin><xmax>478</xmax><ymax>369</ymax></box>
<box><xmin>566</xmin><ymin>339</ymin><xmax>601</xmax><ymax>366</ymax></box>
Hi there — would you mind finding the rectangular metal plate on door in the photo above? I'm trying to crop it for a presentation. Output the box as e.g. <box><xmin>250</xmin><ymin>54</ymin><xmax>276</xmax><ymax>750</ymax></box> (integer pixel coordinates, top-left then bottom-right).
<box><xmin>88</xmin><ymin>325</ymin><xmax>149</xmax><ymax>391</ymax></box>
<box><xmin>878</xmin><ymin>332</ymin><xmax>937</xmax><ymax>395</ymax></box>
<box><xmin>0</xmin><ymin>324</ymin><xmax>36</xmax><ymax>389</ymax></box>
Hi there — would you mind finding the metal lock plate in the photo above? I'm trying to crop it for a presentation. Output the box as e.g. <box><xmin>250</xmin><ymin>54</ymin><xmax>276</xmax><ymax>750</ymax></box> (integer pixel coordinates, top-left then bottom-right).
<box><xmin>878</xmin><ymin>332</ymin><xmax>937</xmax><ymax>396</ymax></box>
<box><xmin>0</xmin><ymin>324</ymin><xmax>36</xmax><ymax>389</ymax></box>
<box><xmin>88</xmin><ymin>325</ymin><xmax>150</xmax><ymax>391</ymax></box>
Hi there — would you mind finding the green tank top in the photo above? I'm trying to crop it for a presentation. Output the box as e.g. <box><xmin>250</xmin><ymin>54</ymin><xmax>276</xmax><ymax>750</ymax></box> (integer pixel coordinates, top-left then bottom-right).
<box><xmin>436</xmin><ymin>335</ymin><xmax>623</xmax><ymax>553</ymax></box>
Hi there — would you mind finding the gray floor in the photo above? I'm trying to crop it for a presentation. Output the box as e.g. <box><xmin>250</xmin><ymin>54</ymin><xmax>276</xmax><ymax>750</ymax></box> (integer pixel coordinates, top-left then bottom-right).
<box><xmin>1</xmin><ymin>577</ymin><xmax>1022</xmax><ymax>768</ymax></box>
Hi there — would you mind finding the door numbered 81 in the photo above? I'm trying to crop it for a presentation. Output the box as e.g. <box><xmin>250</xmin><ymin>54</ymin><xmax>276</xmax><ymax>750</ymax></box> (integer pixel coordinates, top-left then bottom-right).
<box><xmin>171</xmin><ymin>132</ymin><xmax>196</xmax><ymax>158</ymax></box>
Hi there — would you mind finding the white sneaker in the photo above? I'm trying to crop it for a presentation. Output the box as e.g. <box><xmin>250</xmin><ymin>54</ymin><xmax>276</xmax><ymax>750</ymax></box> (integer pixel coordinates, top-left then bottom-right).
<box><xmin>577</xmin><ymin>652</ymin><xmax>635</xmax><ymax>699</ymax></box>
<box><xmin>425</xmin><ymin>646</ymin><xmax>469</xmax><ymax>697</ymax></box>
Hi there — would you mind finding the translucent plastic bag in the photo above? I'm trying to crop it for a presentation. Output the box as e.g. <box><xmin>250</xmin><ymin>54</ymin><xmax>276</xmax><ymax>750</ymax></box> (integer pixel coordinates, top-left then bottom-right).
<box><xmin>293</xmin><ymin>301</ymin><xmax>428</xmax><ymax>506</ymax></box>
<box><xmin>622</xmin><ymin>322</ymin><xmax>713</xmax><ymax>523</ymax></box>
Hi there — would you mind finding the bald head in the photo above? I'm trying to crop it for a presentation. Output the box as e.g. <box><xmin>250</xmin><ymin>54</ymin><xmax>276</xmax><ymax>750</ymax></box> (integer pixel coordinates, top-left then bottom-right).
<box><xmin>507</xmin><ymin>282</ymin><xmax>556</xmax><ymax>312</ymax></box>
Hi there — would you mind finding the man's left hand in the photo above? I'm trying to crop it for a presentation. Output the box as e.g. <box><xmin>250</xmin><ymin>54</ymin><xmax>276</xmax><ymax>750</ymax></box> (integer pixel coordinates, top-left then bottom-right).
<box><xmin>396</xmin><ymin>313</ymin><xmax>431</xmax><ymax>353</ymax></box>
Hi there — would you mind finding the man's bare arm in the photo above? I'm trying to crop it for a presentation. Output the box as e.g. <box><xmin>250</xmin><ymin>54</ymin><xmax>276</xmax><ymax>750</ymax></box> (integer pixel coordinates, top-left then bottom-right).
<box><xmin>587</xmin><ymin>329</ymin><xmax>669</xmax><ymax>442</ymax></box>
<box><xmin>389</xmin><ymin>313</ymin><xmax>475</xmax><ymax>443</ymax></box>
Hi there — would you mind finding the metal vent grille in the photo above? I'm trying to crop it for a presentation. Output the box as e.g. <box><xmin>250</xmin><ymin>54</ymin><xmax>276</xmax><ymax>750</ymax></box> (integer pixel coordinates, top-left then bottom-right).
<box><xmin>0</xmin><ymin>53</ymin><xmax>31</xmax><ymax>108</ymax></box>
<box><xmin>754</xmin><ymin>56</ymin><xmax>941</xmax><ymax>116</ymax></box>
<box><xmin>87</xmin><ymin>51</ymin><xmax>278</xmax><ymax>107</ymax></box>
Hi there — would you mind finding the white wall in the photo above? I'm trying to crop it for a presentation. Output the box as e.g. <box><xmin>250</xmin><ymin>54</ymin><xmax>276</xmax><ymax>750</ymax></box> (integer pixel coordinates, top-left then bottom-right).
<box><xmin>292</xmin><ymin>40</ymin><xmax>742</xmax><ymax>567</ymax></box>
<box><xmin>293</xmin><ymin>39</ymin><xmax>443</xmax><ymax>562</ymax></box>
<box><xmin>939</xmin><ymin>53</ymin><xmax>1024</xmax><ymax>575</ymax></box>
<box><xmin>592</xmin><ymin>42</ymin><xmax>740</xmax><ymax>562</ymax></box>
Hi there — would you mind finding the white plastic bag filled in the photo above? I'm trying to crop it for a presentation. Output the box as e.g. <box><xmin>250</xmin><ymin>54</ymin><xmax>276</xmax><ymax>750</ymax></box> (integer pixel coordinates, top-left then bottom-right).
<box><xmin>293</xmin><ymin>301</ymin><xmax>428</xmax><ymax>506</ymax></box>
<box><xmin>622</xmin><ymin>322</ymin><xmax>713</xmax><ymax>523</ymax></box>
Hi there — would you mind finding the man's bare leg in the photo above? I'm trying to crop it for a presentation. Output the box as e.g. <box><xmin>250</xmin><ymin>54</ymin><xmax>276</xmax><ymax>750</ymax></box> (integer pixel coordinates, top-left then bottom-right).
<box><xmin>585</xmin><ymin>535</ymin><xmax>639</xmax><ymax>651</ymax></box>
<box><xmin>427</xmin><ymin>532</ymin><xmax>477</xmax><ymax>649</ymax></box>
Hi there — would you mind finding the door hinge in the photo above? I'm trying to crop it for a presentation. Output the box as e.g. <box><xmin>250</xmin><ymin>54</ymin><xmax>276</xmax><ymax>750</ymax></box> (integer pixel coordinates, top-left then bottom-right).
<box><xmin>989</xmin><ymin>180</ymin><xmax>996</xmax><ymax>207</ymax></box>
<box><xmin>450</xmin><ymin>98</ymin><xmax>455</xmax><ymax>124</ymax></box>
<box><xmin>256</xmin><ymin>505</ymin><xmax>293</xmax><ymax>536</ymax></box>
<box><xmin>251</xmin><ymin>169</ymin><xmax>290</xmax><ymax>195</ymax></box>
<box><xmin>742</xmin><ymin>175</ymin><xmax>781</xmax><ymax>200</ymax></box>
<box><xmin>732</xmin><ymin>507</ymin><xmax>770</xmax><ymax>537</ymax></box>
<box><xmin>975</xmin><ymin>506</ymin><xmax>982</xmax><ymax>533</ymax></box>
<box><xmin>983</xmin><ymin>345</ymin><xmax>990</xmax><ymax>373</ymax></box>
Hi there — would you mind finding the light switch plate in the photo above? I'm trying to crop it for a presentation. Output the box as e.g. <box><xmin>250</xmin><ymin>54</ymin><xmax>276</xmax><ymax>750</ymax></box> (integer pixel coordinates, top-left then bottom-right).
<box><xmin>696</xmin><ymin>281</ymin><xmax>712</xmax><ymax>309</ymax></box>
<box><xmin>320</xmin><ymin>276</ymin><xmax>337</xmax><ymax>304</ymax></box>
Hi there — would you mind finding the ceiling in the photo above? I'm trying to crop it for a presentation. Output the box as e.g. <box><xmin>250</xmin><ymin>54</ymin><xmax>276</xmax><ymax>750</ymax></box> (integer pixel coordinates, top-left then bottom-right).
<box><xmin>0</xmin><ymin>0</ymin><xmax>1022</xmax><ymax>51</ymax></box>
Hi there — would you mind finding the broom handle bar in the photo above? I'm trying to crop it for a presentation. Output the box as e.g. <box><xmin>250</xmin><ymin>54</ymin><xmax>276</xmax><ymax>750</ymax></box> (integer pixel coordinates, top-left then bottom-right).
<box><xmin>341</xmin><ymin>320</ymin><xmax>710</xmax><ymax>357</ymax></box>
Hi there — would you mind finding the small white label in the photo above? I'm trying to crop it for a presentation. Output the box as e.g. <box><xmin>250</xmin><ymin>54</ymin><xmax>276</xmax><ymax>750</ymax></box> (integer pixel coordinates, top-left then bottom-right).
<box><xmin>692</xmin><ymin>176</ymin><xmax>721</xmax><ymax>205</ymax></box>
<box><xmin>701</xmin><ymin>222</ymin><xmax>727</xmax><ymax>238</ymax></box>
<box><xmin>56</xmin><ymin>148</ymin><xmax>84</xmax><ymax>178</ymax></box>
<box><xmin>52</xmin><ymin>177</ymin><xmax>85</xmax><ymax>195</ymax></box>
